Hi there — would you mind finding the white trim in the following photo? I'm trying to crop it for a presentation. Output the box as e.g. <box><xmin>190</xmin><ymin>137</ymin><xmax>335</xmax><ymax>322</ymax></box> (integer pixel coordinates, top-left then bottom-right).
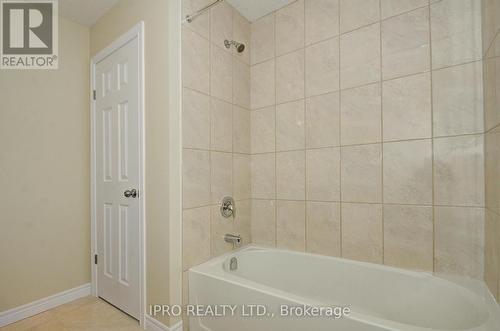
<box><xmin>144</xmin><ymin>315</ymin><xmax>183</xmax><ymax>331</ymax></box>
<box><xmin>0</xmin><ymin>284</ymin><xmax>91</xmax><ymax>327</ymax></box>
<box><xmin>90</xmin><ymin>21</ymin><xmax>146</xmax><ymax>327</ymax></box>
<box><xmin>168</xmin><ymin>0</ymin><xmax>183</xmax><ymax>312</ymax></box>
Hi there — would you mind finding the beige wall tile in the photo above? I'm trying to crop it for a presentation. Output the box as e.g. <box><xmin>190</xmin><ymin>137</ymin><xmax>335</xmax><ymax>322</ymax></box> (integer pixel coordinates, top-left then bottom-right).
<box><xmin>383</xmin><ymin>139</ymin><xmax>433</xmax><ymax>205</ymax></box>
<box><xmin>306</xmin><ymin>148</ymin><xmax>341</xmax><ymax>201</ymax></box>
<box><xmin>183</xmin><ymin>149</ymin><xmax>210</xmax><ymax>208</ymax></box>
<box><xmin>497</xmin><ymin>56</ymin><xmax>500</xmax><ymax>130</ymax></box>
<box><xmin>182</xmin><ymin>0</ymin><xmax>211</xmax><ymax>38</ymax></box>
<box><xmin>235</xmin><ymin>199</ymin><xmax>252</xmax><ymax>245</ymax></box>
<box><xmin>381</xmin><ymin>0</ymin><xmax>429</xmax><ymax>19</ymax></box>
<box><xmin>233</xmin><ymin>9</ymin><xmax>251</xmax><ymax>64</ymax></box>
<box><xmin>341</xmin><ymin>144</ymin><xmax>382</xmax><ymax>203</ymax></box>
<box><xmin>383</xmin><ymin>72</ymin><xmax>432</xmax><ymax>141</ymax></box>
<box><xmin>277</xmin><ymin>151</ymin><xmax>306</xmax><ymax>200</ymax></box>
<box><xmin>233</xmin><ymin>106</ymin><xmax>251</xmax><ymax>153</ymax></box>
<box><xmin>434</xmin><ymin>135</ymin><xmax>484</xmax><ymax>207</ymax></box>
<box><xmin>276</xmin><ymin>50</ymin><xmax>305</xmax><ymax>103</ymax></box>
<box><xmin>340</xmin><ymin>23</ymin><xmax>381</xmax><ymax>89</ymax></box>
<box><xmin>178</xmin><ymin>0</ymin><xmax>495</xmax><ymax>281</ymax></box>
<box><xmin>276</xmin><ymin>0</ymin><xmax>305</xmax><ymax>56</ymax></box>
<box><xmin>210</xmin><ymin>45</ymin><xmax>233</xmax><ymax>102</ymax></box>
<box><xmin>210</xmin><ymin>98</ymin><xmax>232</xmax><ymax>152</ymax></box>
<box><xmin>182</xmin><ymin>27</ymin><xmax>210</xmax><ymax>94</ymax></box>
<box><xmin>435</xmin><ymin>206</ymin><xmax>485</xmax><ymax>279</ymax></box>
<box><xmin>251</xmin><ymin>13</ymin><xmax>275</xmax><ymax>65</ymax></box>
<box><xmin>483</xmin><ymin>55</ymin><xmax>499</xmax><ymax>131</ymax></box>
<box><xmin>183</xmin><ymin>206</ymin><xmax>211</xmax><ymax>270</ymax></box>
<box><xmin>210</xmin><ymin>1</ymin><xmax>233</xmax><ymax>50</ymax></box>
<box><xmin>233</xmin><ymin>58</ymin><xmax>250</xmax><ymax>109</ymax></box>
<box><xmin>251</xmin><ymin>199</ymin><xmax>276</xmax><ymax>246</ymax></box>
<box><xmin>277</xmin><ymin>100</ymin><xmax>305</xmax><ymax>151</ymax></box>
<box><xmin>251</xmin><ymin>59</ymin><xmax>275</xmax><ymax>109</ymax></box>
<box><xmin>210</xmin><ymin>205</ymin><xmax>234</xmax><ymax>257</ymax></box>
<box><xmin>305</xmin><ymin>37</ymin><xmax>340</xmax><ymax>97</ymax></box>
<box><xmin>182</xmin><ymin>88</ymin><xmax>210</xmax><ymax>150</ymax></box>
<box><xmin>485</xmin><ymin>127</ymin><xmax>500</xmax><ymax>214</ymax></box>
<box><xmin>431</xmin><ymin>0</ymin><xmax>482</xmax><ymax>69</ymax></box>
<box><xmin>277</xmin><ymin>200</ymin><xmax>306</xmax><ymax>251</ymax></box>
<box><xmin>432</xmin><ymin>61</ymin><xmax>484</xmax><ymax>137</ymax></box>
<box><xmin>305</xmin><ymin>0</ymin><xmax>340</xmax><ymax>45</ymax></box>
<box><xmin>183</xmin><ymin>269</ymin><xmax>189</xmax><ymax>306</ymax></box>
<box><xmin>341</xmin><ymin>83</ymin><xmax>382</xmax><ymax>145</ymax></box>
<box><xmin>381</xmin><ymin>8</ymin><xmax>430</xmax><ymax>80</ymax></box>
<box><xmin>484</xmin><ymin>209</ymin><xmax>499</xmax><ymax>296</ymax></box>
<box><xmin>342</xmin><ymin>203</ymin><xmax>383</xmax><ymax>263</ymax></box>
<box><xmin>384</xmin><ymin>205</ymin><xmax>433</xmax><ymax>271</ymax></box>
<box><xmin>210</xmin><ymin>152</ymin><xmax>232</xmax><ymax>204</ymax></box>
<box><xmin>251</xmin><ymin>153</ymin><xmax>276</xmax><ymax>199</ymax></box>
<box><xmin>233</xmin><ymin>154</ymin><xmax>251</xmax><ymax>200</ymax></box>
<box><xmin>498</xmin><ymin>233</ymin><xmax>500</xmax><ymax>300</ymax></box>
<box><xmin>481</xmin><ymin>0</ymin><xmax>500</xmax><ymax>56</ymax></box>
<box><xmin>340</xmin><ymin>0</ymin><xmax>380</xmax><ymax>33</ymax></box>
<box><xmin>251</xmin><ymin>106</ymin><xmax>276</xmax><ymax>154</ymax></box>
<box><xmin>306</xmin><ymin>201</ymin><xmax>341</xmax><ymax>256</ymax></box>
<box><xmin>306</xmin><ymin>92</ymin><xmax>340</xmax><ymax>148</ymax></box>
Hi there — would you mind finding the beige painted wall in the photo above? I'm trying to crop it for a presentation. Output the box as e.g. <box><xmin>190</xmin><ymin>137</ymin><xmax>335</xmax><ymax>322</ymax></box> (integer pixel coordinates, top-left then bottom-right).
<box><xmin>0</xmin><ymin>17</ymin><xmax>90</xmax><ymax>311</ymax></box>
<box><xmin>90</xmin><ymin>0</ymin><xmax>171</xmax><ymax>325</ymax></box>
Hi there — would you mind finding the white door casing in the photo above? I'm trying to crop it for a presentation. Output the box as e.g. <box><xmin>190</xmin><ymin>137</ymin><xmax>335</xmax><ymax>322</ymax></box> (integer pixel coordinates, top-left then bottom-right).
<box><xmin>91</xmin><ymin>23</ymin><xmax>144</xmax><ymax>322</ymax></box>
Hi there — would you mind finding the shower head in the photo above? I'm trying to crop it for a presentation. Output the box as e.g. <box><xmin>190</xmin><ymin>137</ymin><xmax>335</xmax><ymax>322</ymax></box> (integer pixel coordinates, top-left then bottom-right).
<box><xmin>224</xmin><ymin>39</ymin><xmax>245</xmax><ymax>53</ymax></box>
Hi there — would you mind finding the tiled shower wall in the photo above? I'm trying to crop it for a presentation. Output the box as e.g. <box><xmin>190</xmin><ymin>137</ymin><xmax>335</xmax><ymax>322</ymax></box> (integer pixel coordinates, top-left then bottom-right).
<box><xmin>181</xmin><ymin>0</ymin><xmax>252</xmax><ymax>273</ymax></box>
<box><xmin>250</xmin><ymin>0</ymin><xmax>486</xmax><ymax>278</ymax></box>
<box><xmin>482</xmin><ymin>0</ymin><xmax>500</xmax><ymax>299</ymax></box>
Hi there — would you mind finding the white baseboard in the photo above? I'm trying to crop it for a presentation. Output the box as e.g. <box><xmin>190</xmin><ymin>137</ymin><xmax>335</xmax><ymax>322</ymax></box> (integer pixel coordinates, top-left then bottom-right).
<box><xmin>144</xmin><ymin>314</ymin><xmax>183</xmax><ymax>331</ymax></box>
<box><xmin>0</xmin><ymin>283</ymin><xmax>91</xmax><ymax>327</ymax></box>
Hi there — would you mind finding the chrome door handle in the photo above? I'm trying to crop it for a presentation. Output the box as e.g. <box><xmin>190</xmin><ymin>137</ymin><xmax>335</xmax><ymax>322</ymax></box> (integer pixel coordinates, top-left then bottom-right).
<box><xmin>124</xmin><ymin>189</ymin><xmax>138</xmax><ymax>198</ymax></box>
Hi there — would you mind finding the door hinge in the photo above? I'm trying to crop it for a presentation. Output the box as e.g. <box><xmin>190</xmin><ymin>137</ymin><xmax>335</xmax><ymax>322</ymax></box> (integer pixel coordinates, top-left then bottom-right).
<box><xmin>94</xmin><ymin>254</ymin><xmax>98</xmax><ymax>265</ymax></box>
<box><xmin>93</xmin><ymin>90</ymin><xmax>96</xmax><ymax>100</ymax></box>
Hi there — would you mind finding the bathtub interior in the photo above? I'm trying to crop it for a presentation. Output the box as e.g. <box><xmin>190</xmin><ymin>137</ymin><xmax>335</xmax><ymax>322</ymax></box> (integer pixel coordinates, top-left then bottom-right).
<box><xmin>190</xmin><ymin>246</ymin><xmax>500</xmax><ymax>331</ymax></box>
<box><xmin>225</xmin><ymin>248</ymin><xmax>488</xmax><ymax>330</ymax></box>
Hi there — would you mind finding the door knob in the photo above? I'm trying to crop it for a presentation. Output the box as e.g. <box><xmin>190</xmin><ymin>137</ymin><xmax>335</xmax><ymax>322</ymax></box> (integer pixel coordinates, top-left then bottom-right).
<box><xmin>124</xmin><ymin>189</ymin><xmax>138</xmax><ymax>198</ymax></box>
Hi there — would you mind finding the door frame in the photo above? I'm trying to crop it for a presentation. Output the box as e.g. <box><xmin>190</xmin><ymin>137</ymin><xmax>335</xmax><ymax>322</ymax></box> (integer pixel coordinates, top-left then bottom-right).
<box><xmin>90</xmin><ymin>21</ymin><xmax>145</xmax><ymax>326</ymax></box>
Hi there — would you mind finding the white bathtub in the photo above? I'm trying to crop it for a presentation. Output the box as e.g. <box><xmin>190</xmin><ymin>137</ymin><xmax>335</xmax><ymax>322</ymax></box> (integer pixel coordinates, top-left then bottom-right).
<box><xmin>189</xmin><ymin>245</ymin><xmax>500</xmax><ymax>331</ymax></box>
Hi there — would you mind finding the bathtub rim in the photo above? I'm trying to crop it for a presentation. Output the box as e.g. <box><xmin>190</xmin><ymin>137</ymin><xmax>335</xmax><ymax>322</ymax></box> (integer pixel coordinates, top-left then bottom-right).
<box><xmin>189</xmin><ymin>245</ymin><xmax>500</xmax><ymax>331</ymax></box>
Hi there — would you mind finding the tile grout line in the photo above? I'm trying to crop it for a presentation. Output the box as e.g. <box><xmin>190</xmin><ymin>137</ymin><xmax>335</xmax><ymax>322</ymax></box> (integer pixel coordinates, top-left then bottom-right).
<box><xmin>379</xmin><ymin>0</ymin><xmax>385</xmax><ymax>266</ymax></box>
<box><xmin>303</xmin><ymin>0</ymin><xmax>308</xmax><ymax>253</ymax></box>
<box><xmin>241</xmin><ymin>131</ymin><xmax>487</xmax><ymax>157</ymax></box>
<box><xmin>208</xmin><ymin>4</ymin><xmax>213</xmax><ymax>259</ymax></box>
<box><xmin>274</xmin><ymin>10</ymin><xmax>278</xmax><ymax>248</ymax></box>
<box><xmin>428</xmin><ymin>0</ymin><xmax>436</xmax><ymax>273</ymax></box>
<box><xmin>482</xmin><ymin>28</ymin><xmax>489</xmax><ymax>285</ymax></box>
<box><xmin>230</xmin><ymin>7</ymin><xmax>236</xmax><ymax>241</ymax></box>
<box><xmin>190</xmin><ymin>199</ymin><xmax>485</xmax><ymax>211</ymax></box>
<box><xmin>338</xmin><ymin>0</ymin><xmax>343</xmax><ymax>258</ymax></box>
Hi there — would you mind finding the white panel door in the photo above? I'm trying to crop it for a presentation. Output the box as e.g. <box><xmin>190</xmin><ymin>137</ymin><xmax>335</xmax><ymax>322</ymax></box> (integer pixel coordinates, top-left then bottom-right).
<box><xmin>95</xmin><ymin>37</ymin><xmax>140</xmax><ymax>319</ymax></box>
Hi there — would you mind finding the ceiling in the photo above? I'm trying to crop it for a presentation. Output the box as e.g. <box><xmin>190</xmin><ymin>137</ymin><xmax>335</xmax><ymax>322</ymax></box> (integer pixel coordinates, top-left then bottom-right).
<box><xmin>59</xmin><ymin>0</ymin><xmax>118</xmax><ymax>27</ymax></box>
<box><xmin>226</xmin><ymin>0</ymin><xmax>295</xmax><ymax>22</ymax></box>
<box><xmin>59</xmin><ymin>0</ymin><xmax>294</xmax><ymax>27</ymax></box>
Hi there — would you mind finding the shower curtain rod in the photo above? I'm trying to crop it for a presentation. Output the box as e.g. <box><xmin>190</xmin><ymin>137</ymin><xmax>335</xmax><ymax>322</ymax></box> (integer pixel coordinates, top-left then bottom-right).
<box><xmin>184</xmin><ymin>0</ymin><xmax>224</xmax><ymax>23</ymax></box>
